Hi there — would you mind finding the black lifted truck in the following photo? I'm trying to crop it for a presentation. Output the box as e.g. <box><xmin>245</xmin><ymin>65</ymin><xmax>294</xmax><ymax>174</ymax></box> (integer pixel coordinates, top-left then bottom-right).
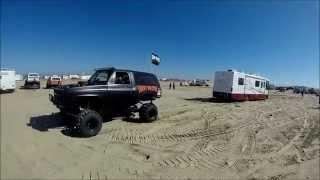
<box><xmin>49</xmin><ymin>67</ymin><xmax>161</xmax><ymax>137</ymax></box>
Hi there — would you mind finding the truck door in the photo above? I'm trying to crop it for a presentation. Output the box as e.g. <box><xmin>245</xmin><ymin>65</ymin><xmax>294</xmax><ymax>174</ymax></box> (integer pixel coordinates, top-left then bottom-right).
<box><xmin>108</xmin><ymin>71</ymin><xmax>134</xmax><ymax>105</ymax></box>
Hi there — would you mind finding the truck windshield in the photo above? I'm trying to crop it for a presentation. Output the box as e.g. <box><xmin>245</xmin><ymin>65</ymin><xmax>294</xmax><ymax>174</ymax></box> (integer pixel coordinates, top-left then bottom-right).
<box><xmin>88</xmin><ymin>70</ymin><xmax>111</xmax><ymax>85</ymax></box>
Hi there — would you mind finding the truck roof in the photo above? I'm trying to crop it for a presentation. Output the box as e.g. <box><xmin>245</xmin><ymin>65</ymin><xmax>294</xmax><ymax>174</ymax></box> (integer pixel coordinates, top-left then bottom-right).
<box><xmin>95</xmin><ymin>67</ymin><xmax>156</xmax><ymax>76</ymax></box>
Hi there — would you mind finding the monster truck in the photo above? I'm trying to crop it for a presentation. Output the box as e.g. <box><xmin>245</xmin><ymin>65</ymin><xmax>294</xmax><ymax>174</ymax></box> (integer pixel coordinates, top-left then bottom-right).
<box><xmin>24</xmin><ymin>73</ymin><xmax>40</xmax><ymax>89</ymax></box>
<box><xmin>49</xmin><ymin>67</ymin><xmax>161</xmax><ymax>137</ymax></box>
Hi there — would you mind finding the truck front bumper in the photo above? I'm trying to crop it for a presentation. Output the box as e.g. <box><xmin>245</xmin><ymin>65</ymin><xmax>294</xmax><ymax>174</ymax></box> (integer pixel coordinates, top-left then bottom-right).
<box><xmin>24</xmin><ymin>81</ymin><xmax>40</xmax><ymax>88</ymax></box>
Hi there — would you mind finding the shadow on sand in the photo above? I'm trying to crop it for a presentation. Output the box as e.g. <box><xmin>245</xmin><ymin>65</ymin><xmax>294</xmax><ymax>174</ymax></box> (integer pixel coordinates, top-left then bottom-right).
<box><xmin>20</xmin><ymin>86</ymin><xmax>41</xmax><ymax>90</ymax></box>
<box><xmin>27</xmin><ymin>113</ymin><xmax>66</xmax><ymax>132</ymax></box>
<box><xmin>28</xmin><ymin>113</ymin><xmax>87</xmax><ymax>138</ymax></box>
<box><xmin>27</xmin><ymin>113</ymin><xmax>144</xmax><ymax>137</ymax></box>
<box><xmin>121</xmin><ymin>116</ymin><xmax>154</xmax><ymax>123</ymax></box>
<box><xmin>0</xmin><ymin>90</ymin><xmax>15</xmax><ymax>94</ymax></box>
<box><xmin>184</xmin><ymin>97</ymin><xmax>231</xmax><ymax>103</ymax></box>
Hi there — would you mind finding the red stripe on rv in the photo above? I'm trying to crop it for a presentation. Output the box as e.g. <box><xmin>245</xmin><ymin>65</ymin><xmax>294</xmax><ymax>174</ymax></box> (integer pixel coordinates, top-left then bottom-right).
<box><xmin>231</xmin><ymin>94</ymin><xmax>268</xmax><ymax>101</ymax></box>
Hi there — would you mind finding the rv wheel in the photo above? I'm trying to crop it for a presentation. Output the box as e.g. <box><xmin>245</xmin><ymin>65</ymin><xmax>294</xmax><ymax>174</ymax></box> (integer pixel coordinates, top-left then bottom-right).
<box><xmin>77</xmin><ymin>109</ymin><xmax>103</xmax><ymax>137</ymax></box>
<box><xmin>139</xmin><ymin>103</ymin><xmax>158</xmax><ymax>122</ymax></box>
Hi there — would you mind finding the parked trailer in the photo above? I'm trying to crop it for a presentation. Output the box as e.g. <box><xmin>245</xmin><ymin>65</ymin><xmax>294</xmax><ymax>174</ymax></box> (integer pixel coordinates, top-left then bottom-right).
<box><xmin>213</xmin><ymin>70</ymin><xmax>269</xmax><ymax>101</ymax></box>
<box><xmin>0</xmin><ymin>69</ymin><xmax>16</xmax><ymax>92</ymax></box>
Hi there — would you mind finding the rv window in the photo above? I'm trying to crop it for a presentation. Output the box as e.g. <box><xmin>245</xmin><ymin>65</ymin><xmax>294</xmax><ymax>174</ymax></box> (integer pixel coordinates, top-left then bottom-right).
<box><xmin>255</xmin><ymin>81</ymin><xmax>260</xmax><ymax>87</ymax></box>
<box><xmin>238</xmin><ymin>78</ymin><xmax>244</xmax><ymax>85</ymax></box>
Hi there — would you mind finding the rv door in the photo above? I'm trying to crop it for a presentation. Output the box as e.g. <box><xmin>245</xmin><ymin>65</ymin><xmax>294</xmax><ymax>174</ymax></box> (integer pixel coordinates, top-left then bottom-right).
<box><xmin>237</xmin><ymin>75</ymin><xmax>245</xmax><ymax>97</ymax></box>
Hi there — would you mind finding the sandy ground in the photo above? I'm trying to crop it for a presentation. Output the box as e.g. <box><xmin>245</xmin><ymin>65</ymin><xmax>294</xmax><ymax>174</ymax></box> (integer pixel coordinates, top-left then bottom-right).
<box><xmin>1</xmin><ymin>81</ymin><xmax>319</xmax><ymax>180</ymax></box>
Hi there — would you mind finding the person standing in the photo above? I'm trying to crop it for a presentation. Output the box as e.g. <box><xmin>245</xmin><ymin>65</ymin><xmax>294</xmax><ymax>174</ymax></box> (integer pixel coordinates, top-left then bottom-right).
<box><xmin>173</xmin><ymin>82</ymin><xmax>175</xmax><ymax>90</ymax></box>
<box><xmin>169</xmin><ymin>82</ymin><xmax>172</xmax><ymax>89</ymax></box>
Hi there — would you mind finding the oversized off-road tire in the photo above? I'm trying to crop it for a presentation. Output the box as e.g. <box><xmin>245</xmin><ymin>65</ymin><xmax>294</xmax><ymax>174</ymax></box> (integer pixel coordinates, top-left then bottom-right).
<box><xmin>139</xmin><ymin>103</ymin><xmax>158</xmax><ymax>122</ymax></box>
<box><xmin>77</xmin><ymin>109</ymin><xmax>103</xmax><ymax>137</ymax></box>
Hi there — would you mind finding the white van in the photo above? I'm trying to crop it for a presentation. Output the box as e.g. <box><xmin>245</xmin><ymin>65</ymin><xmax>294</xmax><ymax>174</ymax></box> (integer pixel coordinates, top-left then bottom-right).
<box><xmin>213</xmin><ymin>70</ymin><xmax>269</xmax><ymax>101</ymax></box>
<box><xmin>0</xmin><ymin>69</ymin><xmax>16</xmax><ymax>92</ymax></box>
<box><xmin>24</xmin><ymin>73</ymin><xmax>40</xmax><ymax>89</ymax></box>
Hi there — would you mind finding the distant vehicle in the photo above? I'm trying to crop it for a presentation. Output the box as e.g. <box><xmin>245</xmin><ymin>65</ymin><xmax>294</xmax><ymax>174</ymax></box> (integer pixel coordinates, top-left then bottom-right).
<box><xmin>46</xmin><ymin>76</ymin><xmax>62</xmax><ymax>88</ymax></box>
<box><xmin>49</xmin><ymin>67</ymin><xmax>161</xmax><ymax>137</ymax></box>
<box><xmin>190</xmin><ymin>79</ymin><xmax>209</xmax><ymax>86</ymax></box>
<box><xmin>24</xmin><ymin>73</ymin><xmax>40</xmax><ymax>89</ymax></box>
<box><xmin>44</xmin><ymin>75</ymin><xmax>50</xmax><ymax>80</ymax></box>
<box><xmin>62</xmin><ymin>75</ymin><xmax>69</xmax><ymax>80</ymax></box>
<box><xmin>15</xmin><ymin>74</ymin><xmax>23</xmax><ymax>81</ymax></box>
<box><xmin>276</xmin><ymin>86</ymin><xmax>287</xmax><ymax>92</ymax></box>
<box><xmin>69</xmin><ymin>74</ymin><xmax>80</xmax><ymax>79</ymax></box>
<box><xmin>0</xmin><ymin>68</ymin><xmax>16</xmax><ymax>92</ymax></box>
<box><xmin>80</xmin><ymin>75</ymin><xmax>91</xmax><ymax>80</ymax></box>
<box><xmin>180</xmin><ymin>81</ymin><xmax>190</xmax><ymax>86</ymax></box>
<box><xmin>213</xmin><ymin>70</ymin><xmax>269</xmax><ymax>101</ymax></box>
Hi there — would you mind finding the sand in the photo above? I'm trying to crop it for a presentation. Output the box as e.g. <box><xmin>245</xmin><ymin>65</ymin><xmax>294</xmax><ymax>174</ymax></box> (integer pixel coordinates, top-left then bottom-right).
<box><xmin>1</xmin><ymin>81</ymin><xmax>319</xmax><ymax>179</ymax></box>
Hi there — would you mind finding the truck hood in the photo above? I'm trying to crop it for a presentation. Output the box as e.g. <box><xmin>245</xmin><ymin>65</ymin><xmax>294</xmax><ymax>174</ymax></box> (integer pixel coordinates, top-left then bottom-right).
<box><xmin>53</xmin><ymin>84</ymin><xmax>106</xmax><ymax>96</ymax></box>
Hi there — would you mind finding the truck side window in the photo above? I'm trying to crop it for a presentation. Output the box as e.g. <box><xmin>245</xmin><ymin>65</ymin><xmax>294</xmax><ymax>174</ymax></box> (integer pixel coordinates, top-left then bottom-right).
<box><xmin>95</xmin><ymin>71</ymin><xmax>109</xmax><ymax>84</ymax></box>
<box><xmin>115</xmin><ymin>72</ymin><xmax>130</xmax><ymax>84</ymax></box>
<box><xmin>238</xmin><ymin>78</ymin><xmax>244</xmax><ymax>85</ymax></box>
<box><xmin>255</xmin><ymin>81</ymin><xmax>260</xmax><ymax>87</ymax></box>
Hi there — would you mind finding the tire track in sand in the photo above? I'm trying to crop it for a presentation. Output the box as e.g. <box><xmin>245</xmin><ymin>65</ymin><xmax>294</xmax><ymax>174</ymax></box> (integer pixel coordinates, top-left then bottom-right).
<box><xmin>156</xmin><ymin>144</ymin><xmax>227</xmax><ymax>169</ymax></box>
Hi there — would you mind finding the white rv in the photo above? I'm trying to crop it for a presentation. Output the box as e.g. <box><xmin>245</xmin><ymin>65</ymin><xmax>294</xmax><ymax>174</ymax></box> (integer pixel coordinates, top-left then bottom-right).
<box><xmin>213</xmin><ymin>70</ymin><xmax>269</xmax><ymax>101</ymax></box>
<box><xmin>0</xmin><ymin>69</ymin><xmax>16</xmax><ymax>92</ymax></box>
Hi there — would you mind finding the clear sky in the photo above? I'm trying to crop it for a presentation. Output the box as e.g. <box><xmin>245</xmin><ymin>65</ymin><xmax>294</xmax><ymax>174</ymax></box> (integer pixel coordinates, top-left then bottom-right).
<box><xmin>1</xmin><ymin>0</ymin><xmax>319</xmax><ymax>87</ymax></box>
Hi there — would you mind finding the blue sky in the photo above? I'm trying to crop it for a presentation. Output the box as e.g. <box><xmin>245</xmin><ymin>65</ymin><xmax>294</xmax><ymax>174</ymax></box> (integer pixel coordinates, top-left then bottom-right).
<box><xmin>1</xmin><ymin>0</ymin><xmax>319</xmax><ymax>87</ymax></box>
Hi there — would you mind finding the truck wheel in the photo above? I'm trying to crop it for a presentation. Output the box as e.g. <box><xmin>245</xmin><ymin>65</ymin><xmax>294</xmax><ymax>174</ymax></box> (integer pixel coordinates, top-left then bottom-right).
<box><xmin>139</xmin><ymin>103</ymin><xmax>158</xmax><ymax>122</ymax></box>
<box><xmin>78</xmin><ymin>109</ymin><xmax>103</xmax><ymax>137</ymax></box>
